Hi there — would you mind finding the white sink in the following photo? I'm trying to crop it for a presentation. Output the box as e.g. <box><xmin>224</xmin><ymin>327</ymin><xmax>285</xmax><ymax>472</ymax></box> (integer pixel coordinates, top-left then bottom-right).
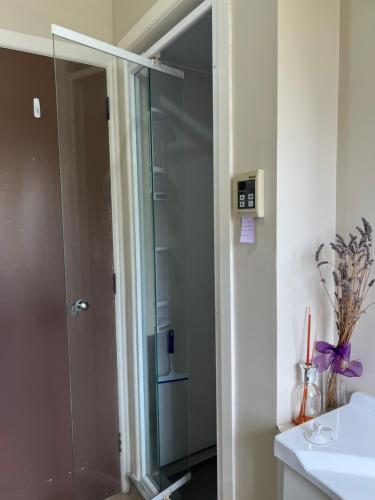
<box><xmin>275</xmin><ymin>392</ymin><xmax>375</xmax><ymax>500</ymax></box>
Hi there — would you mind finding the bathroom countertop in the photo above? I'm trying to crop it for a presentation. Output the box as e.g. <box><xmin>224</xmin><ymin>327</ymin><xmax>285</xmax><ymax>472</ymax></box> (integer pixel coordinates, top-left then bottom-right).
<box><xmin>274</xmin><ymin>392</ymin><xmax>375</xmax><ymax>500</ymax></box>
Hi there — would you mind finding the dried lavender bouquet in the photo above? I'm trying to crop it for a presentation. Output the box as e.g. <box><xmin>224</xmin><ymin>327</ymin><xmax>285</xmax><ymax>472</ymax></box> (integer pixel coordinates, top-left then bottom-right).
<box><xmin>314</xmin><ymin>218</ymin><xmax>374</xmax><ymax>411</ymax></box>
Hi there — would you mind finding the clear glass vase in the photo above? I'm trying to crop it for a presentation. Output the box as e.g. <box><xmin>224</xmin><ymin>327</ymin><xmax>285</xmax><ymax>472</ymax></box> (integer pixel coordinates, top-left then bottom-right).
<box><xmin>325</xmin><ymin>370</ymin><xmax>348</xmax><ymax>412</ymax></box>
<box><xmin>293</xmin><ymin>363</ymin><xmax>322</xmax><ymax>425</ymax></box>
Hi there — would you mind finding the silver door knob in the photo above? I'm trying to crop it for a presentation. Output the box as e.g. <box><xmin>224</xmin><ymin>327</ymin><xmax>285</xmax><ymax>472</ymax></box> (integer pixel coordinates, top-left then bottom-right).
<box><xmin>71</xmin><ymin>299</ymin><xmax>90</xmax><ymax>316</ymax></box>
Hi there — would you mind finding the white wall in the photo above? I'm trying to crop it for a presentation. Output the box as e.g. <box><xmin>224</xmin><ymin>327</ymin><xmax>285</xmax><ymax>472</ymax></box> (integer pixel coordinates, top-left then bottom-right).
<box><xmin>232</xmin><ymin>1</ymin><xmax>278</xmax><ymax>498</ymax></box>
<box><xmin>114</xmin><ymin>0</ymin><xmax>203</xmax><ymax>48</ymax></box>
<box><xmin>113</xmin><ymin>0</ymin><xmax>157</xmax><ymax>43</ymax></box>
<box><xmin>336</xmin><ymin>0</ymin><xmax>375</xmax><ymax>396</ymax></box>
<box><xmin>0</xmin><ymin>0</ymin><xmax>113</xmax><ymax>41</ymax></box>
<box><xmin>277</xmin><ymin>0</ymin><xmax>340</xmax><ymax>425</ymax></box>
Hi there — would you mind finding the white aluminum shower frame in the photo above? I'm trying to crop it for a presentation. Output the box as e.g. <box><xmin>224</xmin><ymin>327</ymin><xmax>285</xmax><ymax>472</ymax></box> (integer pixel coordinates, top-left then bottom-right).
<box><xmin>126</xmin><ymin>1</ymin><xmax>214</xmax><ymax>495</ymax></box>
<box><xmin>122</xmin><ymin>1</ymin><xmax>235</xmax><ymax>499</ymax></box>
<box><xmin>51</xmin><ymin>24</ymin><xmax>184</xmax><ymax>79</ymax></box>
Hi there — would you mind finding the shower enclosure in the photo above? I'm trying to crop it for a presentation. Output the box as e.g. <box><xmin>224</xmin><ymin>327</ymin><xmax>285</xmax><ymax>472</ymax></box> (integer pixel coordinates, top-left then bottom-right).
<box><xmin>133</xmin><ymin>66</ymin><xmax>191</xmax><ymax>493</ymax></box>
<box><xmin>132</xmin><ymin>18</ymin><xmax>216</xmax><ymax>488</ymax></box>
<box><xmin>52</xmin><ymin>26</ymin><xmax>191</xmax><ymax>499</ymax></box>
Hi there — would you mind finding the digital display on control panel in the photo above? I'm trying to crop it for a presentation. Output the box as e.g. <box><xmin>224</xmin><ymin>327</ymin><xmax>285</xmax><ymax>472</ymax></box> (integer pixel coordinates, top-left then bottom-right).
<box><xmin>237</xmin><ymin>178</ymin><xmax>256</xmax><ymax>210</ymax></box>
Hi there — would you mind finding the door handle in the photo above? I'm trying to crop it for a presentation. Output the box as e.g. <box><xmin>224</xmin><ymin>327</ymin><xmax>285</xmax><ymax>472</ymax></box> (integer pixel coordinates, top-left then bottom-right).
<box><xmin>71</xmin><ymin>299</ymin><xmax>90</xmax><ymax>316</ymax></box>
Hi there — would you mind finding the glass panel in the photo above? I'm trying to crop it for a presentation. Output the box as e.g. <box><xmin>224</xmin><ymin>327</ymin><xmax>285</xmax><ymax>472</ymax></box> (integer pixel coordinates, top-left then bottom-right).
<box><xmin>53</xmin><ymin>36</ymin><xmax>121</xmax><ymax>500</ymax></box>
<box><xmin>149</xmin><ymin>70</ymin><xmax>191</xmax><ymax>486</ymax></box>
<box><xmin>133</xmin><ymin>67</ymin><xmax>161</xmax><ymax>492</ymax></box>
<box><xmin>134</xmin><ymin>67</ymin><xmax>191</xmax><ymax>496</ymax></box>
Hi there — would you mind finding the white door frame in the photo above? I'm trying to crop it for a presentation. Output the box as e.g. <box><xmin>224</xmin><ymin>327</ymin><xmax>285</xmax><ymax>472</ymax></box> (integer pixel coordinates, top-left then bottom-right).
<box><xmin>120</xmin><ymin>1</ymin><xmax>235</xmax><ymax>499</ymax></box>
<box><xmin>0</xmin><ymin>28</ymin><xmax>131</xmax><ymax>493</ymax></box>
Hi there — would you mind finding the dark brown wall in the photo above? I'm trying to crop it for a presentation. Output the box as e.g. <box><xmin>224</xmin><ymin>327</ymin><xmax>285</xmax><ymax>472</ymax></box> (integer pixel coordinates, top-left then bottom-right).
<box><xmin>0</xmin><ymin>49</ymin><xmax>74</xmax><ymax>499</ymax></box>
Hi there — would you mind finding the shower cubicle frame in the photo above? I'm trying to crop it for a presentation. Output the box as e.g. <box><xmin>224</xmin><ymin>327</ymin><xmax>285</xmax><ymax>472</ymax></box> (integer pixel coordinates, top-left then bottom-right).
<box><xmin>122</xmin><ymin>1</ymin><xmax>235</xmax><ymax>499</ymax></box>
<box><xmin>127</xmin><ymin>1</ymin><xmax>213</xmax><ymax>497</ymax></box>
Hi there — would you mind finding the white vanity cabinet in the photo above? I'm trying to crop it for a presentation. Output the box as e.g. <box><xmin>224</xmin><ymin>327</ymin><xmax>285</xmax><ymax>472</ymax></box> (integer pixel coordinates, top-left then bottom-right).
<box><xmin>280</xmin><ymin>464</ymin><xmax>331</xmax><ymax>500</ymax></box>
<box><xmin>275</xmin><ymin>392</ymin><xmax>375</xmax><ymax>500</ymax></box>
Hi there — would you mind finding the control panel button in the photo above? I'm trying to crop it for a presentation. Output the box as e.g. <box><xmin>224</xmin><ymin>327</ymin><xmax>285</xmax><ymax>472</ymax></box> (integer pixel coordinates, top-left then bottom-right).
<box><xmin>237</xmin><ymin>177</ymin><xmax>256</xmax><ymax>211</ymax></box>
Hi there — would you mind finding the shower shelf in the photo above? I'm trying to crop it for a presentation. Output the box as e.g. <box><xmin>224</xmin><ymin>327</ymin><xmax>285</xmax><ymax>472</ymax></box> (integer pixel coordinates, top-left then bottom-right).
<box><xmin>157</xmin><ymin>376</ymin><xmax>189</xmax><ymax>384</ymax></box>
<box><xmin>155</xmin><ymin>246</ymin><xmax>168</xmax><ymax>253</ymax></box>
<box><xmin>157</xmin><ymin>299</ymin><xmax>170</xmax><ymax>308</ymax></box>
<box><xmin>151</xmin><ymin>106</ymin><xmax>164</xmax><ymax>117</ymax></box>
<box><xmin>153</xmin><ymin>166</ymin><xmax>166</xmax><ymax>175</ymax></box>
<box><xmin>154</xmin><ymin>192</ymin><xmax>167</xmax><ymax>201</ymax></box>
<box><xmin>157</xmin><ymin>319</ymin><xmax>171</xmax><ymax>333</ymax></box>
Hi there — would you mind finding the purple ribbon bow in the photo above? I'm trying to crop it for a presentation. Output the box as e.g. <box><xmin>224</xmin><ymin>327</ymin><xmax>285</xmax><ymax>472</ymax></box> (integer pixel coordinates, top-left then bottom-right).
<box><xmin>313</xmin><ymin>341</ymin><xmax>363</xmax><ymax>377</ymax></box>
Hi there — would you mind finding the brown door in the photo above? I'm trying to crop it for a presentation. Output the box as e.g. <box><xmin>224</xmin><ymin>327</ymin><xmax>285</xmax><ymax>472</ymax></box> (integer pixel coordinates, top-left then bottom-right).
<box><xmin>54</xmin><ymin>57</ymin><xmax>121</xmax><ymax>500</ymax></box>
<box><xmin>0</xmin><ymin>48</ymin><xmax>74</xmax><ymax>500</ymax></box>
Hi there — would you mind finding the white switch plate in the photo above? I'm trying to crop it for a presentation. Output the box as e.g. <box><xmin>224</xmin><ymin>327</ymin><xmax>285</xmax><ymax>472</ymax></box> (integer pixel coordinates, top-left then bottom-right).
<box><xmin>33</xmin><ymin>97</ymin><xmax>41</xmax><ymax>118</ymax></box>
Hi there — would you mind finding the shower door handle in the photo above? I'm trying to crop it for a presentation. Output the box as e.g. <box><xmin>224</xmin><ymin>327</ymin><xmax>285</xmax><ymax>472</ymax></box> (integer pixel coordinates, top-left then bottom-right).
<box><xmin>71</xmin><ymin>299</ymin><xmax>90</xmax><ymax>316</ymax></box>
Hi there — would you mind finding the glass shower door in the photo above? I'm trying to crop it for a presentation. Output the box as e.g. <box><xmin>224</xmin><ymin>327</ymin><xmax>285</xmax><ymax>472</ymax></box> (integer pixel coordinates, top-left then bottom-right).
<box><xmin>133</xmin><ymin>66</ymin><xmax>161</xmax><ymax>493</ymax></box>
<box><xmin>53</xmin><ymin>24</ymin><xmax>190</xmax><ymax>499</ymax></box>
<box><xmin>53</xmin><ymin>37</ymin><xmax>121</xmax><ymax>500</ymax></box>
<box><xmin>134</xmin><ymin>66</ymin><xmax>191</xmax><ymax>498</ymax></box>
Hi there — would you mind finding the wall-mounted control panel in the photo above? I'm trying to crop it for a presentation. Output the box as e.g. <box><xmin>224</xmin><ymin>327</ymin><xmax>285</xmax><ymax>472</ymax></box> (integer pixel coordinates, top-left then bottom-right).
<box><xmin>233</xmin><ymin>169</ymin><xmax>264</xmax><ymax>218</ymax></box>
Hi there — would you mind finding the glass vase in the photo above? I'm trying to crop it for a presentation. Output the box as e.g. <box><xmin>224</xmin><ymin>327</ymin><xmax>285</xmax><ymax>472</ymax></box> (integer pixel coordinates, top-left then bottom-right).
<box><xmin>325</xmin><ymin>370</ymin><xmax>348</xmax><ymax>412</ymax></box>
<box><xmin>293</xmin><ymin>363</ymin><xmax>322</xmax><ymax>425</ymax></box>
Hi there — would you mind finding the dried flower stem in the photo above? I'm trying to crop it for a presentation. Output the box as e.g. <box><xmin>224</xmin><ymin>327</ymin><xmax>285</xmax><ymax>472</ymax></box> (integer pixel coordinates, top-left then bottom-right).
<box><xmin>315</xmin><ymin>218</ymin><xmax>374</xmax><ymax>410</ymax></box>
